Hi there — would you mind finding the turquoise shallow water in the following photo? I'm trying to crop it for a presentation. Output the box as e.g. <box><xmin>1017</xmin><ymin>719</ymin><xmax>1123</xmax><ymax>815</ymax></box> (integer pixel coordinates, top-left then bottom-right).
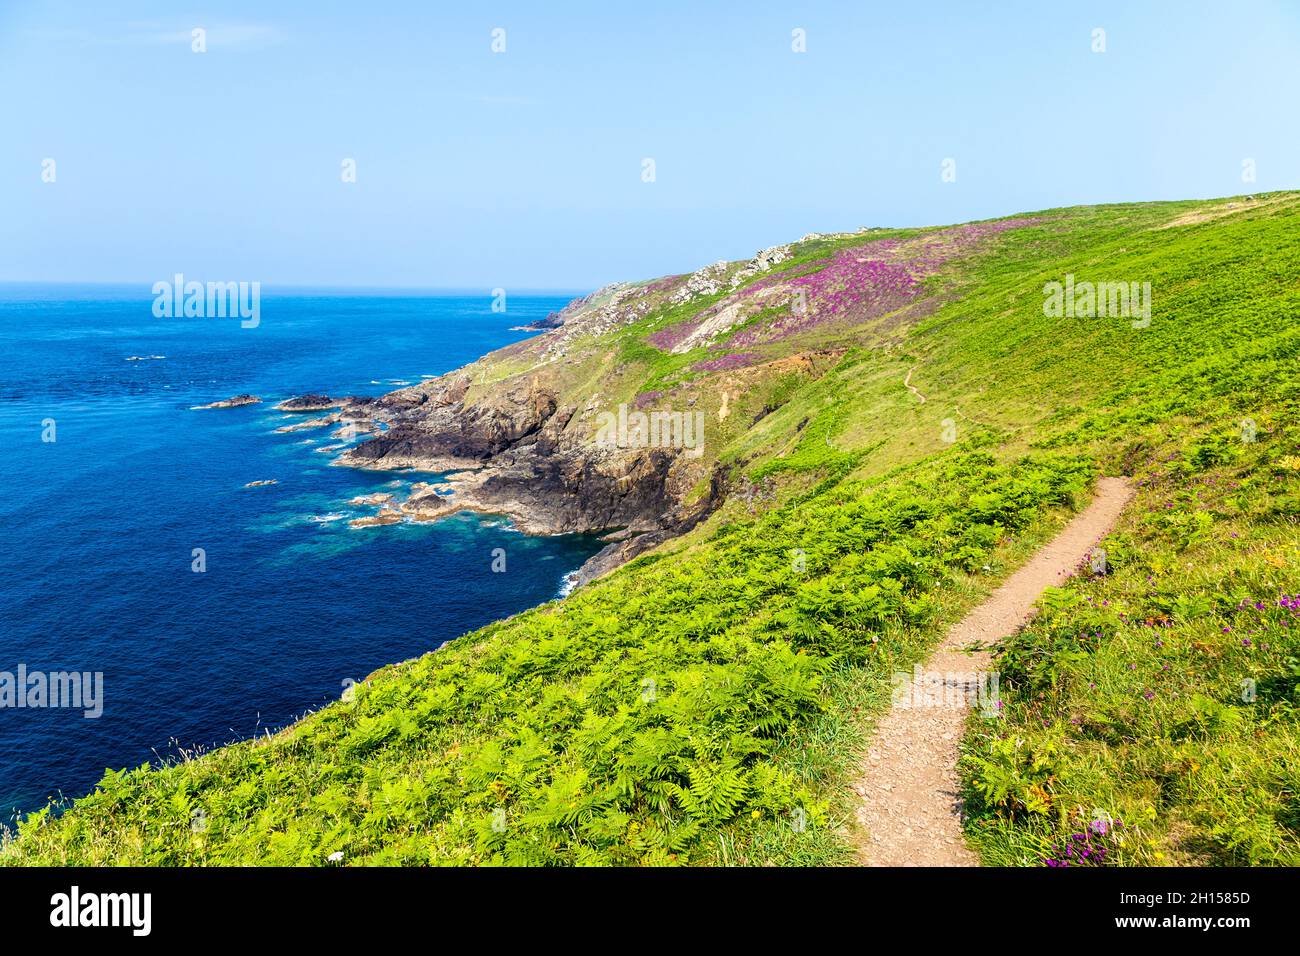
<box><xmin>0</xmin><ymin>285</ymin><xmax>600</xmax><ymax>820</ymax></box>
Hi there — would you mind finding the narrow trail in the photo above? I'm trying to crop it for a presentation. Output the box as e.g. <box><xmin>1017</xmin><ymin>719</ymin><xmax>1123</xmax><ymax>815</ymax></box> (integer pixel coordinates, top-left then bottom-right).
<box><xmin>903</xmin><ymin>365</ymin><xmax>926</xmax><ymax>404</ymax></box>
<box><xmin>852</xmin><ymin>476</ymin><xmax>1135</xmax><ymax>866</ymax></box>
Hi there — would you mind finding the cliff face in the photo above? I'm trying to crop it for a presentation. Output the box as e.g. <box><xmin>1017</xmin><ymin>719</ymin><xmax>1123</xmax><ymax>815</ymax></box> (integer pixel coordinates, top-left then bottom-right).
<box><xmin>328</xmin><ymin>363</ymin><xmax>720</xmax><ymax>580</ymax></box>
<box><xmin>286</xmin><ymin>218</ymin><xmax>1044</xmax><ymax>582</ymax></box>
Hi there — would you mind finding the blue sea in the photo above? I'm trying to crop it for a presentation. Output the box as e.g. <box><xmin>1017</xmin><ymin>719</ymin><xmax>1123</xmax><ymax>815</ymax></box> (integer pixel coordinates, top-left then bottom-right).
<box><xmin>0</xmin><ymin>285</ymin><xmax>601</xmax><ymax>821</ymax></box>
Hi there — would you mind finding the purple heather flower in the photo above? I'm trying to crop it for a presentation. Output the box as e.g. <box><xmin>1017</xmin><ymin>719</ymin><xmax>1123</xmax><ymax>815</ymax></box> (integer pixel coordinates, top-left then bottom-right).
<box><xmin>691</xmin><ymin>351</ymin><xmax>763</xmax><ymax>372</ymax></box>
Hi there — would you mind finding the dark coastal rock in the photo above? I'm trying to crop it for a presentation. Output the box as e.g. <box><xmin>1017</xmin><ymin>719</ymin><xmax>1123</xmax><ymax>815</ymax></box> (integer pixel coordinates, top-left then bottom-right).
<box><xmin>443</xmin><ymin>447</ymin><xmax>685</xmax><ymax>535</ymax></box>
<box><xmin>276</xmin><ymin>394</ymin><xmax>338</xmax><ymax>412</ymax></box>
<box><xmin>521</xmin><ymin>310</ymin><xmax>566</xmax><ymax>332</ymax></box>
<box><xmin>291</xmin><ymin>295</ymin><xmax>741</xmax><ymax>580</ymax></box>
<box><xmin>326</xmin><ymin>369</ymin><xmax>725</xmax><ymax>576</ymax></box>
<box><xmin>344</xmin><ymin>377</ymin><xmax>561</xmax><ymax>469</ymax></box>
<box><xmin>569</xmin><ymin>530</ymin><xmax>675</xmax><ymax>589</ymax></box>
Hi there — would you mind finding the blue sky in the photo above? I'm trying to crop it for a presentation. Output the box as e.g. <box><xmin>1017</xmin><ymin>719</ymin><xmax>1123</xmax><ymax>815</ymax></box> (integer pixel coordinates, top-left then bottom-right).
<box><xmin>3</xmin><ymin>1</ymin><xmax>1298</xmax><ymax>289</ymax></box>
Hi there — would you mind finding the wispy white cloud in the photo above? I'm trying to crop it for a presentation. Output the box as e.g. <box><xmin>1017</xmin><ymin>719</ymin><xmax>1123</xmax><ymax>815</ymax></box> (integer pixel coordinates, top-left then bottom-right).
<box><xmin>21</xmin><ymin>21</ymin><xmax>280</xmax><ymax>50</ymax></box>
<box><xmin>138</xmin><ymin>22</ymin><xmax>280</xmax><ymax>49</ymax></box>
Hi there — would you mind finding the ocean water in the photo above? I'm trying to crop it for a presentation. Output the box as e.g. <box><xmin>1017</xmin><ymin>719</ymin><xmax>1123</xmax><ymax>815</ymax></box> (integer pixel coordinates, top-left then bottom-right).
<box><xmin>0</xmin><ymin>285</ymin><xmax>601</xmax><ymax>821</ymax></box>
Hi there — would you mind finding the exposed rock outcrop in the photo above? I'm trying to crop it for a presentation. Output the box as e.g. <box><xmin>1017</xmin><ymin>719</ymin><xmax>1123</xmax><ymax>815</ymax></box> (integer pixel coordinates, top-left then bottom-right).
<box><xmin>349</xmin><ymin>492</ymin><xmax>395</xmax><ymax>506</ymax></box>
<box><xmin>275</xmin><ymin>395</ymin><xmax>339</xmax><ymax>412</ymax></box>
<box><xmin>670</xmin><ymin>261</ymin><xmax>729</xmax><ymax>303</ymax></box>
<box><xmin>728</xmin><ymin>245</ymin><xmax>791</xmax><ymax>289</ymax></box>
<box><xmin>278</xmin><ymin>354</ymin><xmax>724</xmax><ymax>582</ymax></box>
<box><xmin>193</xmin><ymin>394</ymin><xmax>261</xmax><ymax>409</ymax></box>
<box><xmin>275</xmin><ymin>415</ymin><xmax>340</xmax><ymax>433</ymax></box>
<box><xmin>348</xmin><ymin>509</ymin><xmax>403</xmax><ymax>529</ymax></box>
<box><xmin>520</xmin><ymin>311</ymin><xmax>566</xmax><ymax>332</ymax></box>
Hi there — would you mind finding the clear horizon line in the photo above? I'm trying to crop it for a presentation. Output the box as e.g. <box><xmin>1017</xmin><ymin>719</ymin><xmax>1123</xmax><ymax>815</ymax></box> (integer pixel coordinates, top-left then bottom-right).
<box><xmin>0</xmin><ymin>279</ymin><xmax>592</xmax><ymax>296</ymax></box>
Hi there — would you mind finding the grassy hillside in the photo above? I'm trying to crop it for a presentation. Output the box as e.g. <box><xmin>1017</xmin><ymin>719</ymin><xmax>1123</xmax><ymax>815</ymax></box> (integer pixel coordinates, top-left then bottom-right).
<box><xmin>7</xmin><ymin>193</ymin><xmax>1299</xmax><ymax>865</ymax></box>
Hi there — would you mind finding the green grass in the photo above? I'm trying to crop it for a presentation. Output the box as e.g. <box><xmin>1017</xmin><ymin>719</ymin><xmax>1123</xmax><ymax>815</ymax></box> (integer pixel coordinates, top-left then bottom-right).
<box><xmin>962</xmin><ymin>430</ymin><xmax>1300</xmax><ymax>866</ymax></box>
<box><xmin>7</xmin><ymin>191</ymin><xmax>1300</xmax><ymax>866</ymax></box>
<box><xmin>5</xmin><ymin>450</ymin><xmax>1093</xmax><ymax>865</ymax></box>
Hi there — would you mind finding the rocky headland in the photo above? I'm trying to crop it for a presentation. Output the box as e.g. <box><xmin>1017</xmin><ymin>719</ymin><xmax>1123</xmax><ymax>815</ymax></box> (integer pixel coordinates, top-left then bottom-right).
<box><xmin>272</xmin><ymin>266</ymin><xmax>807</xmax><ymax>582</ymax></box>
<box><xmin>272</xmin><ymin>224</ymin><xmax>1024</xmax><ymax>584</ymax></box>
<box><xmin>280</xmin><ymin>370</ymin><xmax>725</xmax><ymax>580</ymax></box>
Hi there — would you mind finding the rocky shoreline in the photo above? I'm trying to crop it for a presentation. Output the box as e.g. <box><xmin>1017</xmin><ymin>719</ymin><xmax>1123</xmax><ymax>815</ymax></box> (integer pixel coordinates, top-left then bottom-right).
<box><xmin>260</xmin><ymin>375</ymin><xmax>722</xmax><ymax>585</ymax></box>
<box><xmin>241</xmin><ymin>242</ymin><xmax>839</xmax><ymax>585</ymax></box>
